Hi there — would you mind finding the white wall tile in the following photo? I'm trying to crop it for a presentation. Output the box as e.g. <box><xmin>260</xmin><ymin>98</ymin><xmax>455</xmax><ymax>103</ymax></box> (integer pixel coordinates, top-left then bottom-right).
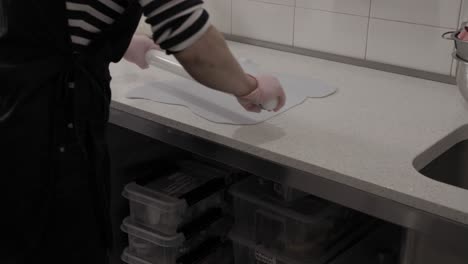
<box><xmin>367</xmin><ymin>19</ymin><xmax>454</xmax><ymax>74</ymax></box>
<box><xmin>204</xmin><ymin>0</ymin><xmax>232</xmax><ymax>33</ymax></box>
<box><xmin>251</xmin><ymin>0</ymin><xmax>295</xmax><ymax>6</ymax></box>
<box><xmin>294</xmin><ymin>8</ymin><xmax>368</xmax><ymax>58</ymax></box>
<box><xmin>232</xmin><ymin>0</ymin><xmax>294</xmax><ymax>45</ymax></box>
<box><xmin>371</xmin><ymin>0</ymin><xmax>461</xmax><ymax>29</ymax></box>
<box><xmin>295</xmin><ymin>0</ymin><xmax>370</xmax><ymax>17</ymax></box>
<box><xmin>201</xmin><ymin>0</ymin><xmax>463</xmax><ymax>75</ymax></box>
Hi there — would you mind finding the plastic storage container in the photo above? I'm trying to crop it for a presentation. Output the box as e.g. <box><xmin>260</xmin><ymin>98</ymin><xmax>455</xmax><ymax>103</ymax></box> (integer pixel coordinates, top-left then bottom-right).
<box><xmin>121</xmin><ymin>216</ymin><xmax>232</xmax><ymax>264</ymax></box>
<box><xmin>231</xmin><ymin>233</ymin><xmax>308</xmax><ymax>264</ymax></box>
<box><xmin>231</xmin><ymin>223</ymin><xmax>393</xmax><ymax>264</ymax></box>
<box><xmin>122</xmin><ymin>240</ymin><xmax>233</xmax><ymax>264</ymax></box>
<box><xmin>123</xmin><ymin>166</ymin><xmax>226</xmax><ymax>235</ymax></box>
<box><xmin>230</xmin><ymin>178</ymin><xmax>373</xmax><ymax>260</ymax></box>
<box><xmin>253</xmin><ymin>177</ymin><xmax>308</xmax><ymax>202</ymax></box>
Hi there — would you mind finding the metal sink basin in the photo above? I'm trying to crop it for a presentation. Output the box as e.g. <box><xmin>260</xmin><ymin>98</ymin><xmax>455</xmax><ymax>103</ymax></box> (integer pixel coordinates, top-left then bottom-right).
<box><xmin>409</xmin><ymin>126</ymin><xmax>468</xmax><ymax>264</ymax></box>
<box><xmin>419</xmin><ymin>139</ymin><xmax>468</xmax><ymax>190</ymax></box>
<box><xmin>413</xmin><ymin>125</ymin><xmax>468</xmax><ymax>191</ymax></box>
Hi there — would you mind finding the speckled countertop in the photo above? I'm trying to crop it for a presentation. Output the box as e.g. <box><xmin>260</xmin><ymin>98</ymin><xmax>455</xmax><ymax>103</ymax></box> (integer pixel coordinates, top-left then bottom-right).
<box><xmin>110</xmin><ymin>41</ymin><xmax>468</xmax><ymax>225</ymax></box>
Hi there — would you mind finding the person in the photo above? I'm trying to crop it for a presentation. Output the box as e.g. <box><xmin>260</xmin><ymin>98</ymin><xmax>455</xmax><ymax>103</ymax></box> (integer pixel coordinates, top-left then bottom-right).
<box><xmin>0</xmin><ymin>0</ymin><xmax>286</xmax><ymax>263</ymax></box>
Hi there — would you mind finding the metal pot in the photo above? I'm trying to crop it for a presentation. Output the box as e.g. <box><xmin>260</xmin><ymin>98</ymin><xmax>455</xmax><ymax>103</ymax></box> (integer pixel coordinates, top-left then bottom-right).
<box><xmin>443</xmin><ymin>23</ymin><xmax>468</xmax><ymax>61</ymax></box>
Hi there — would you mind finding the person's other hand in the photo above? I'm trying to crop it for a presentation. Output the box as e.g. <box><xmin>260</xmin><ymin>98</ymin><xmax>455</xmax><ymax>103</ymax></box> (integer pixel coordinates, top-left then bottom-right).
<box><xmin>124</xmin><ymin>35</ymin><xmax>160</xmax><ymax>69</ymax></box>
<box><xmin>237</xmin><ymin>75</ymin><xmax>286</xmax><ymax>113</ymax></box>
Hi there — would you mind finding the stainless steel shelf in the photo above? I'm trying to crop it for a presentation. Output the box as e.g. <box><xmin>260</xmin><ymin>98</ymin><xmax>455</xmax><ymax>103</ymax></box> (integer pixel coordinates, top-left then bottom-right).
<box><xmin>109</xmin><ymin>106</ymin><xmax>468</xmax><ymax>250</ymax></box>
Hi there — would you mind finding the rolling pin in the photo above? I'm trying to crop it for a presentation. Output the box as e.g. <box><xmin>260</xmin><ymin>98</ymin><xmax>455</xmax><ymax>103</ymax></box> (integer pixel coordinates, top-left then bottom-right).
<box><xmin>145</xmin><ymin>50</ymin><xmax>279</xmax><ymax>111</ymax></box>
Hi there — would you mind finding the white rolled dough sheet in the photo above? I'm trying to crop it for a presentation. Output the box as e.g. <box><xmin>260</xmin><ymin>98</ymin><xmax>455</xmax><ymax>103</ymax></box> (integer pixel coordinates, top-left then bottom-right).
<box><xmin>126</xmin><ymin>59</ymin><xmax>337</xmax><ymax>125</ymax></box>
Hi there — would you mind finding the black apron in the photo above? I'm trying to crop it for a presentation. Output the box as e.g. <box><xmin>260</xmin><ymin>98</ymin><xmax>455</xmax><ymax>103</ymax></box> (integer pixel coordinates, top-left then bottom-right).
<box><xmin>0</xmin><ymin>1</ymin><xmax>141</xmax><ymax>263</ymax></box>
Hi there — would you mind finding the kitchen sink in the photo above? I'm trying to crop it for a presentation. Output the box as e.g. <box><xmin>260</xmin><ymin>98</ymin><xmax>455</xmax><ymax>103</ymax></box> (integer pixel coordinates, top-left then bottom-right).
<box><xmin>419</xmin><ymin>139</ymin><xmax>468</xmax><ymax>191</ymax></box>
<box><xmin>414</xmin><ymin>125</ymin><xmax>468</xmax><ymax>191</ymax></box>
<box><xmin>409</xmin><ymin>126</ymin><xmax>468</xmax><ymax>264</ymax></box>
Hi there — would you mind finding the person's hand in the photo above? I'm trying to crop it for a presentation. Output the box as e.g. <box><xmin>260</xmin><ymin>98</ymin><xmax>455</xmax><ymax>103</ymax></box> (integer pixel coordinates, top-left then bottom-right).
<box><xmin>237</xmin><ymin>74</ymin><xmax>286</xmax><ymax>113</ymax></box>
<box><xmin>459</xmin><ymin>29</ymin><xmax>468</xmax><ymax>40</ymax></box>
<box><xmin>124</xmin><ymin>35</ymin><xmax>160</xmax><ymax>69</ymax></box>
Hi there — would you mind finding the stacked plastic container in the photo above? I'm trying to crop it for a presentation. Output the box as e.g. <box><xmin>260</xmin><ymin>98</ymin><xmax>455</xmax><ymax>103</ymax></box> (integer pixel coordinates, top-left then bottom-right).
<box><xmin>121</xmin><ymin>160</ymin><xmax>236</xmax><ymax>264</ymax></box>
<box><xmin>229</xmin><ymin>177</ymin><xmax>374</xmax><ymax>264</ymax></box>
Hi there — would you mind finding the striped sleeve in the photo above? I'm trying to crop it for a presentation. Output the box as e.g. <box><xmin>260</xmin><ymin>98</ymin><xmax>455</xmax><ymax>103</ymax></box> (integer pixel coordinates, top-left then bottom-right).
<box><xmin>139</xmin><ymin>0</ymin><xmax>211</xmax><ymax>53</ymax></box>
<box><xmin>66</xmin><ymin>0</ymin><xmax>127</xmax><ymax>51</ymax></box>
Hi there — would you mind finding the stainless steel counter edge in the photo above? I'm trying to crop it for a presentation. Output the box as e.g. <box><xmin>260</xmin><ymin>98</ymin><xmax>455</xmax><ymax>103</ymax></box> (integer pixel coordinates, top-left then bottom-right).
<box><xmin>109</xmin><ymin>102</ymin><xmax>468</xmax><ymax>245</ymax></box>
<box><xmin>224</xmin><ymin>34</ymin><xmax>456</xmax><ymax>85</ymax></box>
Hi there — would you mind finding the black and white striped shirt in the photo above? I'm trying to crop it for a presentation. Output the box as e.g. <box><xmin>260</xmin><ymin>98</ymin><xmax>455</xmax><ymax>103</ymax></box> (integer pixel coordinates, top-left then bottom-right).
<box><xmin>66</xmin><ymin>0</ymin><xmax>210</xmax><ymax>53</ymax></box>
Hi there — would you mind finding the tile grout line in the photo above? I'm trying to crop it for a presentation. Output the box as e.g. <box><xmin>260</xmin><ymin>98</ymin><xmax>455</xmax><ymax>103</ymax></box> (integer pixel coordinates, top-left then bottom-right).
<box><xmin>249</xmin><ymin>0</ymin><xmax>369</xmax><ymax>18</ymax></box>
<box><xmin>291</xmin><ymin>0</ymin><xmax>296</xmax><ymax>47</ymax></box>
<box><xmin>457</xmin><ymin>0</ymin><xmax>464</xmax><ymax>26</ymax></box>
<box><xmin>230</xmin><ymin>0</ymin><xmax>233</xmax><ymax>34</ymax></box>
<box><xmin>243</xmin><ymin>0</ymin><xmax>456</xmax><ymax>30</ymax></box>
<box><xmin>364</xmin><ymin>0</ymin><xmax>372</xmax><ymax>60</ymax></box>
<box><xmin>370</xmin><ymin>17</ymin><xmax>457</xmax><ymax>30</ymax></box>
<box><xmin>248</xmin><ymin>0</ymin><xmax>293</xmax><ymax>8</ymax></box>
<box><xmin>452</xmin><ymin>0</ymin><xmax>464</xmax><ymax>75</ymax></box>
<box><xmin>296</xmin><ymin>7</ymin><xmax>369</xmax><ymax>18</ymax></box>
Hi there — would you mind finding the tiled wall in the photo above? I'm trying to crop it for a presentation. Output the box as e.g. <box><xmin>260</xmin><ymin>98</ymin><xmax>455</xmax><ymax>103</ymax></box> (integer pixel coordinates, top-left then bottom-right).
<box><xmin>138</xmin><ymin>0</ymin><xmax>468</xmax><ymax>76</ymax></box>
<box><xmin>205</xmin><ymin>0</ymin><xmax>468</xmax><ymax>76</ymax></box>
